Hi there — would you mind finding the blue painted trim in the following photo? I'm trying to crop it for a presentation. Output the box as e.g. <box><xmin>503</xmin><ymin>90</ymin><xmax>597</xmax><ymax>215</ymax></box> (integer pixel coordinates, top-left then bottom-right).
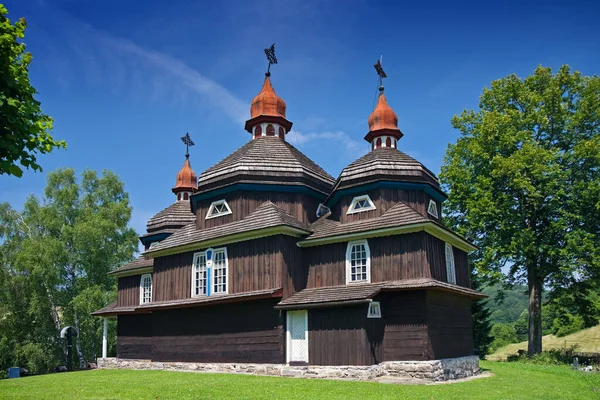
<box><xmin>139</xmin><ymin>232</ymin><xmax>173</xmax><ymax>246</ymax></box>
<box><xmin>207</xmin><ymin>268</ymin><xmax>212</xmax><ymax>297</ymax></box>
<box><xmin>190</xmin><ymin>183</ymin><xmax>328</xmax><ymax>213</ymax></box>
<box><xmin>326</xmin><ymin>181</ymin><xmax>447</xmax><ymax>207</ymax></box>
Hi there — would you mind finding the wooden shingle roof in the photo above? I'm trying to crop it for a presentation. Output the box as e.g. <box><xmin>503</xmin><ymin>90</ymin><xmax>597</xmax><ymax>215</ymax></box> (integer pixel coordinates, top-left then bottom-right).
<box><xmin>145</xmin><ymin>201</ymin><xmax>311</xmax><ymax>255</ymax></box>
<box><xmin>331</xmin><ymin>147</ymin><xmax>441</xmax><ymax>192</ymax></box>
<box><xmin>146</xmin><ymin>200</ymin><xmax>196</xmax><ymax>232</ymax></box>
<box><xmin>276</xmin><ymin>278</ymin><xmax>486</xmax><ymax>309</ymax></box>
<box><xmin>109</xmin><ymin>256</ymin><xmax>154</xmax><ymax>275</ymax></box>
<box><xmin>306</xmin><ymin>202</ymin><xmax>428</xmax><ymax>241</ymax></box>
<box><xmin>198</xmin><ymin>137</ymin><xmax>335</xmax><ymax>195</ymax></box>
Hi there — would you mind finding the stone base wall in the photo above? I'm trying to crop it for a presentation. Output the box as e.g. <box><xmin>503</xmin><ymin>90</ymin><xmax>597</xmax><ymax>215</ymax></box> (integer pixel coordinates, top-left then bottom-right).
<box><xmin>97</xmin><ymin>355</ymin><xmax>479</xmax><ymax>382</ymax></box>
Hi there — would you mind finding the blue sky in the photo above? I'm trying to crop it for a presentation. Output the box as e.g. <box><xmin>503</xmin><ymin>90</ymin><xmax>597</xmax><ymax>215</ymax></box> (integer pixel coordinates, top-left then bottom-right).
<box><xmin>1</xmin><ymin>0</ymin><xmax>599</xmax><ymax>239</ymax></box>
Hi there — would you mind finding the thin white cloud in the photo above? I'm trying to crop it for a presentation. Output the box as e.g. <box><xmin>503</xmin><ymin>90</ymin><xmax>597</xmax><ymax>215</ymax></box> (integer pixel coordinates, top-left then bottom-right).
<box><xmin>287</xmin><ymin>130</ymin><xmax>363</xmax><ymax>153</ymax></box>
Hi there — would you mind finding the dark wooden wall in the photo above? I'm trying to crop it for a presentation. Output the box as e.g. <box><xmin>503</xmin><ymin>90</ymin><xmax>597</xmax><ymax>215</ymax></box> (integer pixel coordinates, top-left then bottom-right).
<box><xmin>151</xmin><ymin>299</ymin><xmax>284</xmax><ymax>363</ymax></box>
<box><xmin>308</xmin><ymin>305</ymin><xmax>383</xmax><ymax>366</ymax></box>
<box><xmin>424</xmin><ymin>235</ymin><xmax>471</xmax><ymax>288</ymax></box>
<box><xmin>117</xmin><ymin>314</ymin><xmax>152</xmax><ymax>359</ymax></box>
<box><xmin>195</xmin><ymin>191</ymin><xmax>320</xmax><ymax>230</ymax></box>
<box><xmin>426</xmin><ymin>291</ymin><xmax>474</xmax><ymax>359</ymax></box>
<box><xmin>152</xmin><ymin>235</ymin><xmax>304</xmax><ymax>302</ymax></box>
<box><xmin>330</xmin><ymin>188</ymin><xmax>441</xmax><ymax>224</ymax></box>
<box><xmin>378</xmin><ymin>291</ymin><xmax>430</xmax><ymax>361</ymax></box>
<box><xmin>117</xmin><ymin>275</ymin><xmax>141</xmax><ymax>307</ymax></box>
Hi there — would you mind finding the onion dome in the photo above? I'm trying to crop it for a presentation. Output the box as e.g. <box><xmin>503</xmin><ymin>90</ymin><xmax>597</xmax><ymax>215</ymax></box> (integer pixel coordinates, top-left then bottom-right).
<box><xmin>172</xmin><ymin>157</ymin><xmax>198</xmax><ymax>201</ymax></box>
<box><xmin>244</xmin><ymin>76</ymin><xmax>293</xmax><ymax>140</ymax></box>
<box><xmin>364</xmin><ymin>90</ymin><xmax>404</xmax><ymax>150</ymax></box>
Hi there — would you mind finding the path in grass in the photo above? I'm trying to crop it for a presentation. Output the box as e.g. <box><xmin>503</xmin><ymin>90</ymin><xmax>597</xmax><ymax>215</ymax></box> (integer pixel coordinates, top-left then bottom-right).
<box><xmin>1</xmin><ymin>361</ymin><xmax>599</xmax><ymax>399</ymax></box>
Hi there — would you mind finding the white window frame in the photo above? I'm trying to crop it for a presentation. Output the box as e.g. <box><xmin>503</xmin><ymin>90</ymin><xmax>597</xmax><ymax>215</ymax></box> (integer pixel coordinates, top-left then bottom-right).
<box><xmin>345</xmin><ymin>240</ymin><xmax>371</xmax><ymax>284</ymax></box>
<box><xmin>191</xmin><ymin>247</ymin><xmax>229</xmax><ymax>297</ymax></box>
<box><xmin>316</xmin><ymin>203</ymin><xmax>330</xmax><ymax>218</ymax></box>
<box><xmin>445</xmin><ymin>242</ymin><xmax>456</xmax><ymax>284</ymax></box>
<box><xmin>367</xmin><ymin>301</ymin><xmax>382</xmax><ymax>318</ymax></box>
<box><xmin>205</xmin><ymin>199</ymin><xmax>232</xmax><ymax>220</ymax></box>
<box><xmin>139</xmin><ymin>273</ymin><xmax>152</xmax><ymax>304</ymax></box>
<box><xmin>427</xmin><ymin>199</ymin><xmax>439</xmax><ymax>218</ymax></box>
<box><xmin>346</xmin><ymin>195</ymin><xmax>376</xmax><ymax>215</ymax></box>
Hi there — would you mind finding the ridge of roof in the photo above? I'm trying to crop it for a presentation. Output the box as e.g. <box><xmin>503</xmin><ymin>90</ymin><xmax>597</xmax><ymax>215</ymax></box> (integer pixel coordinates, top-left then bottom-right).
<box><xmin>146</xmin><ymin>200</ymin><xmax>195</xmax><ymax>231</ymax></box>
<box><xmin>109</xmin><ymin>256</ymin><xmax>154</xmax><ymax>275</ymax></box>
<box><xmin>145</xmin><ymin>201</ymin><xmax>311</xmax><ymax>255</ymax></box>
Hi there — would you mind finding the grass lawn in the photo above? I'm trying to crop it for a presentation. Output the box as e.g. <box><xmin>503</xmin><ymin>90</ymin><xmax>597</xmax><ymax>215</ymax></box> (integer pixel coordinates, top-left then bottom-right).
<box><xmin>490</xmin><ymin>324</ymin><xmax>600</xmax><ymax>361</ymax></box>
<box><xmin>0</xmin><ymin>361</ymin><xmax>599</xmax><ymax>399</ymax></box>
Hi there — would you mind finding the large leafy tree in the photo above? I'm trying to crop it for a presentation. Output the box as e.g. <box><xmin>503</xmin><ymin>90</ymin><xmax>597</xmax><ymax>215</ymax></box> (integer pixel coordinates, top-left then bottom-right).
<box><xmin>0</xmin><ymin>168</ymin><xmax>137</xmax><ymax>374</ymax></box>
<box><xmin>441</xmin><ymin>65</ymin><xmax>600</xmax><ymax>355</ymax></box>
<box><xmin>0</xmin><ymin>4</ymin><xmax>65</xmax><ymax>177</ymax></box>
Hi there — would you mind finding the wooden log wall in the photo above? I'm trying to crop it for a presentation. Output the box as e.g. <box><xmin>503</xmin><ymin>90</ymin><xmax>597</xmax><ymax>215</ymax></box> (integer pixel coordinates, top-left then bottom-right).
<box><xmin>117</xmin><ymin>275</ymin><xmax>141</xmax><ymax>307</ymax></box>
<box><xmin>195</xmin><ymin>191</ymin><xmax>320</xmax><ymax>230</ymax></box>
<box><xmin>117</xmin><ymin>314</ymin><xmax>152</xmax><ymax>359</ymax></box>
<box><xmin>330</xmin><ymin>188</ymin><xmax>441</xmax><ymax>224</ymax></box>
<box><xmin>426</xmin><ymin>291</ymin><xmax>474</xmax><ymax>359</ymax></box>
<box><xmin>308</xmin><ymin>305</ymin><xmax>383</xmax><ymax>366</ymax></box>
<box><xmin>151</xmin><ymin>299</ymin><xmax>284</xmax><ymax>363</ymax></box>
<box><xmin>424</xmin><ymin>235</ymin><xmax>471</xmax><ymax>288</ymax></box>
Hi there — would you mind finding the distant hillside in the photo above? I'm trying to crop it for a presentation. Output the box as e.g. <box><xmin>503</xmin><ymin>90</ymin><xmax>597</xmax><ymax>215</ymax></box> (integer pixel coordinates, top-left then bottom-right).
<box><xmin>483</xmin><ymin>284</ymin><xmax>529</xmax><ymax>324</ymax></box>
<box><xmin>488</xmin><ymin>324</ymin><xmax>600</xmax><ymax>360</ymax></box>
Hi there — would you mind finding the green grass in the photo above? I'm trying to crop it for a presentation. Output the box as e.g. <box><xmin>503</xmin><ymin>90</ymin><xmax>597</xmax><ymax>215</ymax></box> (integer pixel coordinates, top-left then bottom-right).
<box><xmin>0</xmin><ymin>361</ymin><xmax>598</xmax><ymax>399</ymax></box>
<box><xmin>490</xmin><ymin>324</ymin><xmax>600</xmax><ymax>361</ymax></box>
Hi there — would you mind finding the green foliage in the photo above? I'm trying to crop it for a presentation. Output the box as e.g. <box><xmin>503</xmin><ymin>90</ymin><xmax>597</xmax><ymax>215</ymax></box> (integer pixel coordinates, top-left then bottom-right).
<box><xmin>483</xmin><ymin>284</ymin><xmax>529</xmax><ymax>324</ymax></box>
<box><xmin>1</xmin><ymin>362</ymin><xmax>599</xmax><ymax>400</ymax></box>
<box><xmin>0</xmin><ymin>4</ymin><xmax>66</xmax><ymax>177</ymax></box>
<box><xmin>513</xmin><ymin>310</ymin><xmax>529</xmax><ymax>342</ymax></box>
<box><xmin>506</xmin><ymin>345</ymin><xmax>579</xmax><ymax>365</ymax></box>
<box><xmin>441</xmin><ymin>65</ymin><xmax>600</xmax><ymax>354</ymax></box>
<box><xmin>0</xmin><ymin>168</ymin><xmax>137</xmax><ymax>374</ymax></box>
<box><xmin>489</xmin><ymin>323</ymin><xmax>519</xmax><ymax>353</ymax></box>
<box><xmin>552</xmin><ymin>313</ymin><xmax>585</xmax><ymax>337</ymax></box>
<box><xmin>471</xmin><ymin>272</ymin><xmax>493</xmax><ymax>358</ymax></box>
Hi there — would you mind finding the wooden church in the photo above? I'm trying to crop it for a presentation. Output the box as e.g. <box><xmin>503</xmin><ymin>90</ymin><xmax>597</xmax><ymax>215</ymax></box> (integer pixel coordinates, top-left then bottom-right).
<box><xmin>93</xmin><ymin>53</ymin><xmax>484</xmax><ymax>366</ymax></box>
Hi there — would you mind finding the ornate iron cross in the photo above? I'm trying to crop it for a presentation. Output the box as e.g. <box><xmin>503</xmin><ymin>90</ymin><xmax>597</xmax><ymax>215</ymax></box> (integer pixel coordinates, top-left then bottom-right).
<box><xmin>264</xmin><ymin>43</ymin><xmax>277</xmax><ymax>76</ymax></box>
<box><xmin>181</xmin><ymin>132</ymin><xmax>195</xmax><ymax>158</ymax></box>
<box><xmin>374</xmin><ymin>59</ymin><xmax>387</xmax><ymax>90</ymax></box>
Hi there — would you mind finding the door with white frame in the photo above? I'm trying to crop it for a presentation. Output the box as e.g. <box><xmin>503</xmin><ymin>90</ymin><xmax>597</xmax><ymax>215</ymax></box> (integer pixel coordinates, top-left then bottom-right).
<box><xmin>286</xmin><ymin>310</ymin><xmax>308</xmax><ymax>363</ymax></box>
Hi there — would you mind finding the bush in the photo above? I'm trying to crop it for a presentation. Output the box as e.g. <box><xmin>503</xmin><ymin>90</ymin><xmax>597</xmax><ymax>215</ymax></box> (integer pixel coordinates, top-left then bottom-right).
<box><xmin>552</xmin><ymin>313</ymin><xmax>585</xmax><ymax>337</ymax></box>
<box><xmin>506</xmin><ymin>345</ymin><xmax>580</xmax><ymax>365</ymax></box>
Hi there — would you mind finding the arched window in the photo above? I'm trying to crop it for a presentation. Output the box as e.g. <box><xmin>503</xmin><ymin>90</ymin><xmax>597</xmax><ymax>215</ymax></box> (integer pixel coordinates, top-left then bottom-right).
<box><xmin>177</xmin><ymin>193</ymin><xmax>181</xmax><ymax>201</ymax></box>
<box><xmin>183</xmin><ymin>192</ymin><xmax>189</xmax><ymax>200</ymax></box>
<box><xmin>254</xmin><ymin>125</ymin><xmax>262</xmax><ymax>139</ymax></box>
<box><xmin>192</xmin><ymin>247</ymin><xmax>229</xmax><ymax>296</ymax></box>
<box><xmin>385</xmin><ymin>137</ymin><xmax>391</xmax><ymax>147</ymax></box>
<box><xmin>266</xmin><ymin>124</ymin><xmax>275</xmax><ymax>136</ymax></box>
<box><xmin>376</xmin><ymin>138</ymin><xmax>382</xmax><ymax>148</ymax></box>
<box><xmin>139</xmin><ymin>274</ymin><xmax>152</xmax><ymax>304</ymax></box>
<box><xmin>346</xmin><ymin>240</ymin><xmax>370</xmax><ymax>284</ymax></box>
<box><xmin>445</xmin><ymin>243</ymin><xmax>456</xmax><ymax>284</ymax></box>
<box><xmin>278</xmin><ymin>126</ymin><xmax>285</xmax><ymax>137</ymax></box>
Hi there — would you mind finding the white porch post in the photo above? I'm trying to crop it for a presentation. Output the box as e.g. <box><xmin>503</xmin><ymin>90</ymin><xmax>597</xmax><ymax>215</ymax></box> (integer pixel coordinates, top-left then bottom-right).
<box><xmin>102</xmin><ymin>317</ymin><xmax>108</xmax><ymax>359</ymax></box>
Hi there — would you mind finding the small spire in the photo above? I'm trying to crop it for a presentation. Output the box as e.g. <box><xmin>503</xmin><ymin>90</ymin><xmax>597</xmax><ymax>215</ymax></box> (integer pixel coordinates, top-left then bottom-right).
<box><xmin>264</xmin><ymin>43</ymin><xmax>277</xmax><ymax>77</ymax></box>
<box><xmin>374</xmin><ymin>58</ymin><xmax>387</xmax><ymax>93</ymax></box>
<box><xmin>181</xmin><ymin>132</ymin><xmax>195</xmax><ymax>159</ymax></box>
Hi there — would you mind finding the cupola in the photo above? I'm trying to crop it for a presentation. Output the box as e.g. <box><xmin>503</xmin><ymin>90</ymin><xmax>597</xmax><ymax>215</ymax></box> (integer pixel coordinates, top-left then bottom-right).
<box><xmin>244</xmin><ymin>44</ymin><xmax>293</xmax><ymax>140</ymax></box>
<box><xmin>172</xmin><ymin>133</ymin><xmax>198</xmax><ymax>201</ymax></box>
<box><xmin>364</xmin><ymin>60</ymin><xmax>404</xmax><ymax>150</ymax></box>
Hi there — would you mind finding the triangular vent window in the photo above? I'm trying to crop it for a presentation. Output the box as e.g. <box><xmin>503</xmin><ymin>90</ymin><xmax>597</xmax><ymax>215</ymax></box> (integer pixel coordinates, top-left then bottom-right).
<box><xmin>347</xmin><ymin>195</ymin><xmax>376</xmax><ymax>214</ymax></box>
<box><xmin>427</xmin><ymin>200</ymin><xmax>439</xmax><ymax>218</ymax></box>
<box><xmin>206</xmin><ymin>200</ymin><xmax>232</xmax><ymax>219</ymax></box>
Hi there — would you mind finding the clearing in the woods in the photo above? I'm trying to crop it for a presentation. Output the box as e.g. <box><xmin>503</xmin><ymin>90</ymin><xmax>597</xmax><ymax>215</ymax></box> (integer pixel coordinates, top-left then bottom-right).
<box><xmin>0</xmin><ymin>361</ymin><xmax>598</xmax><ymax>399</ymax></box>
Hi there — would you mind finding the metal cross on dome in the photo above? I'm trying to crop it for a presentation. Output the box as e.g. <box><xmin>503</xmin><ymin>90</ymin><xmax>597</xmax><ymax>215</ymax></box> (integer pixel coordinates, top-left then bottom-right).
<box><xmin>181</xmin><ymin>132</ymin><xmax>195</xmax><ymax>158</ymax></box>
<box><xmin>374</xmin><ymin>58</ymin><xmax>387</xmax><ymax>91</ymax></box>
<box><xmin>264</xmin><ymin>43</ymin><xmax>278</xmax><ymax>76</ymax></box>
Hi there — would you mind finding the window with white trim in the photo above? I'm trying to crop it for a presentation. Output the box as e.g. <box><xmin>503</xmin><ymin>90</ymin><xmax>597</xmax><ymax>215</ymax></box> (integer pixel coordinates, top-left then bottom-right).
<box><xmin>347</xmin><ymin>195</ymin><xmax>376</xmax><ymax>214</ymax></box>
<box><xmin>140</xmin><ymin>274</ymin><xmax>152</xmax><ymax>304</ymax></box>
<box><xmin>445</xmin><ymin>243</ymin><xmax>456</xmax><ymax>284</ymax></box>
<box><xmin>205</xmin><ymin>199</ymin><xmax>232</xmax><ymax>219</ymax></box>
<box><xmin>192</xmin><ymin>247</ymin><xmax>228</xmax><ymax>296</ymax></box>
<box><xmin>427</xmin><ymin>199</ymin><xmax>439</xmax><ymax>218</ymax></box>
<box><xmin>316</xmin><ymin>203</ymin><xmax>331</xmax><ymax>218</ymax></box>
<box><xmin>346</xmin><ymin>240</ymin><xmax>371</xmax><ymax>283</ymax></box>
<box><xmin>367</xmin><ymin>302</ymin><xmax>382</xmax><ymax>318</ymax></box>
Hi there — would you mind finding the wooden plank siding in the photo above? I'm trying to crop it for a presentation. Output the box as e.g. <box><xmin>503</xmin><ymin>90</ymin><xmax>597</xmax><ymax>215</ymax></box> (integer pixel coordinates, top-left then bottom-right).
<box><xmin>196</xmin><ymin>191</ymin><xmax>320</xmax><ymax>230</ymax></box>
<box><xmin>424</xmin><ymin>235</ymin><xmax>471</xmax><ymax>288</ymax></box>
<box><xmin>151</xmin><ymin>235</ymin><xmax>305</xmax><ymax>302</ymax></box>
<box><xmin>117</xmin><ymin>314</ymin><xmax>152</xmax><ymax>359</ymax></box>
<box><xmin>330</xmin><ymin>188</ymin><xmax>441</xmax><ymax>224</ymax></box>
<box><xmin>426</xmin><ymin>291</ymin><xmax>474</xmax><ymax>359</ymax></box>
<box><xmin>308</xmin><ymin>305</ymin><xmax>383</xmax><ymax>365</ymax></box>
<box><xmin>117</xmin><ymin>275</ymin><xmax>141</xmax><ymax>307</ymax></box>
<box><xmin>151</xmin><ymin>299</ymin><xmax>284</xmax><ymax>363</ymax></box>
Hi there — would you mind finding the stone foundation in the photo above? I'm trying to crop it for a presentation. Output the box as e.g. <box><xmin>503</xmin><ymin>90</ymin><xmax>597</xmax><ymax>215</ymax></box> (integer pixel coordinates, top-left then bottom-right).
<box><xmin>97</xmin><ymin>355</ymin><xmax>479</xmax><ymax>382</ymax></box>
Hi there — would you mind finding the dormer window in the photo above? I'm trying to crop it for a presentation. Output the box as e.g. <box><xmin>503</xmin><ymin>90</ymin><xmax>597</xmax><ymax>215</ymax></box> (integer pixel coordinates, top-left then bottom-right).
<box><xmin>346</xmin><ymin>240</ymin><xmax>371</xmax><ymax>284</ymax></box>
<box><xmin>347</xmin><ymin>195</ymin><xmax>376</xmax><ymax>214</ymax></box>
<box><xmin>316</xmin><ymin>203</ymin><xmax>331</xmax><ymax>218</ymax></box>
<box><xmin>367</xmin><ymin>302</ymin><xmax>382</xmax><ymax>318</ymax></box>
<box><xmin>140</xmin><ymin>274</ymin><xmax>152</xmax><ymax>304</ymax></box>
<box><xmin>427</xmin><ymin>200</ymin><xmax>439</xmax><ymax>218</ymax></box>
<box><xmin>206</xmin><ymin>199</ymin><xmax>232</xmax><ymax>219</ymax></box>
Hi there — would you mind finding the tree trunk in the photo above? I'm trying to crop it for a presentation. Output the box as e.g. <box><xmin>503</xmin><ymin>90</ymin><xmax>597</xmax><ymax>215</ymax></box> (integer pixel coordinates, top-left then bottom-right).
<box><xmin>527</xmin><ymin>266</ymin><xmax>543</xmax><ymax>355</ymax></box>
